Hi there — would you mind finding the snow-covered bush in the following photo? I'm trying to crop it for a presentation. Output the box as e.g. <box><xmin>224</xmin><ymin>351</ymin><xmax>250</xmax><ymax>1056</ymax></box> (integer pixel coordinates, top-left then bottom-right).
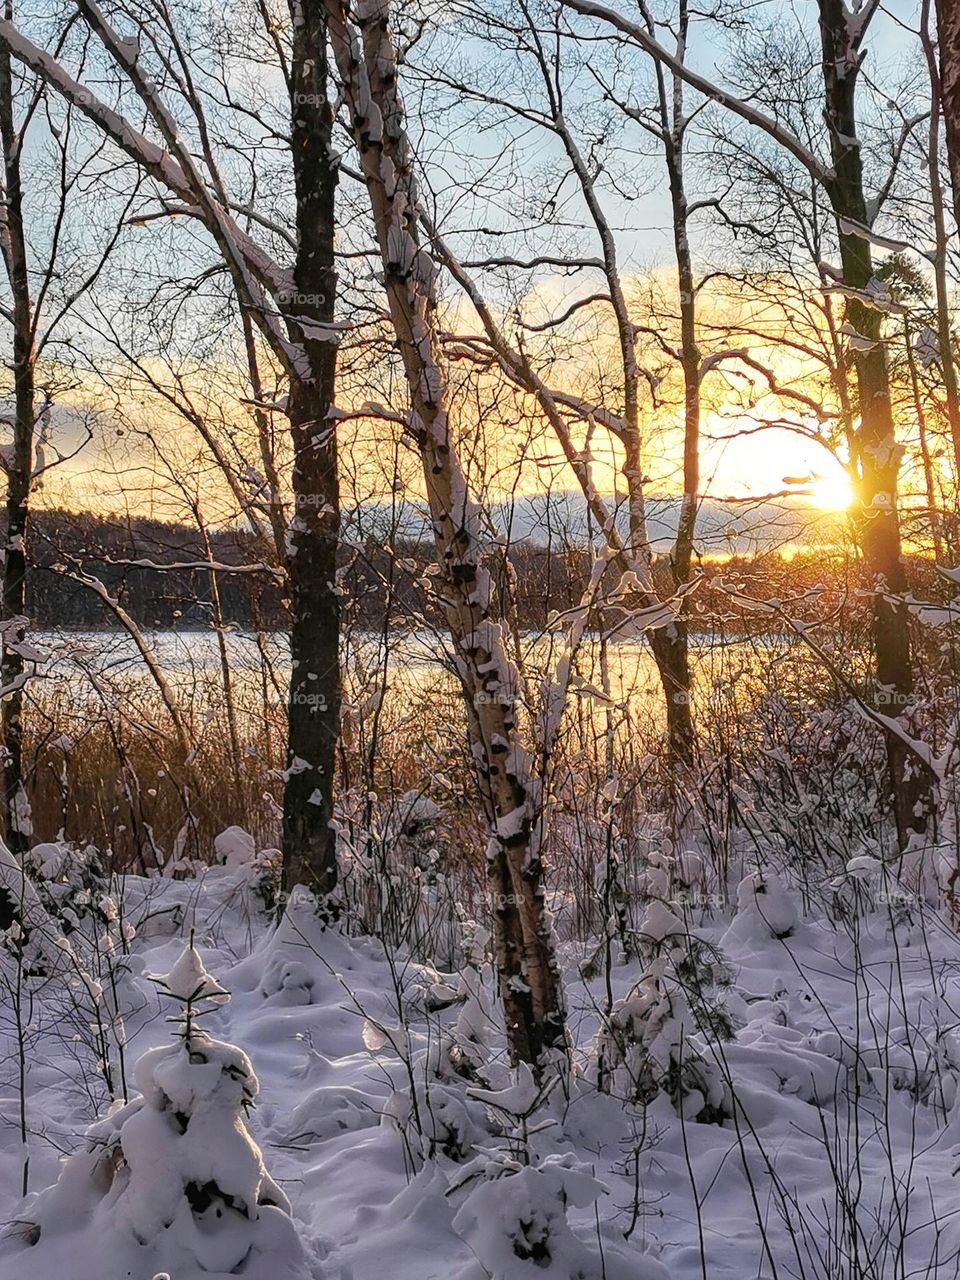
<box><xmin>726</xmin><ymin>690</ymin><xmax>889</xmax><ymax>899</ymax></box>
<box><xmin>385</xmin><ymin>1047</ymin><xmax>491</xmax><ymax>1162</ymax></box>
<box><xmin>595</xmin><ymin>957</ymin><xmax>730</xmax><ymax>1121</ymax></box>
<box><xmin>722</xmin><ymin>868</ymin><xmax>800</xmax><ymax>949</ymax></box>
<box><xmin>248</xmin><ymin>847</ymin><xmax>283</xmax><ymax>914</ymax></box>
<box><xmin>450</xmin><ymin>1149</ymin><xmax>670</xmax><ymax>1279</ymax></box>
<box><xmin>380</xmin><ymin>917</ymin><xmax>502</xmax><ymax>1163</ymax></box>
<box><xmin>595</xmin><ymin>901</ymin><xmax>733</xmax><ymax>1121</ymax></box>
<box><xmin>0</xmin><ymin>840</ymin><xmax>78</xmax><ymax>977</ymax></box>
<box><xmin>0</xmin><ymin>837</ymin><xmax>144</xmax><ymax>1131</ymax></box>
<box><xmin>381</xmin><ymin>987</ymin><xmax>496</xmax><ymax>1162</ymax></box>
<box><xmin>213</xmin><ymin>827</ymin><xmax>281</xmax><ymax>915</ymax></box>
<box><xmin>213</xmin><ymin>825</ymin><xmax>257</xmax><ymax>868</ymax></box>
<box><xmin>827</xmin><ymin>853</ymin><xmax>922</xmax><ymax>931</ymax></box>
<box><xmin>390</xmin><ymin>790</ymin><xmax>446</xmax><ymax>876</ymax></box>
<box><xmin>448</xmin><ymin>1068</ymin><xmax>669</xmax><ymax>1279</ymax></box>
<box><xmin>52</xmin><ymin>901</ymin><xmax>143</xmax><ymax>1110</ymax></box>
<box><xmin>2</xmin><ymin>939</ymin><xmax>307</xmax><ymax>1280</ymax></box>
<box><xmin>337</xmin><ymin>787</ymin><xmax>462</xmax><ymax>964</ymax></box>
<box><xmin>853</xmin><ymin>1011</ymin><xmax>960</xmax><ymax>1115</ymax></box>
<box><xmin>20</xmin><ymin>839</ymin><xmax>109</xmax><ymax>939</ymax></box>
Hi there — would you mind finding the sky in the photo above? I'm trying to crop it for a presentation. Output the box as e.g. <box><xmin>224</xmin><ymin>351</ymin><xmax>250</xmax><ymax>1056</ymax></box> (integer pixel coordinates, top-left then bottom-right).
<box><xmin>0</xmin><ymin>0</ymin><xmax>933</xmax><ymax>525</ymax></box>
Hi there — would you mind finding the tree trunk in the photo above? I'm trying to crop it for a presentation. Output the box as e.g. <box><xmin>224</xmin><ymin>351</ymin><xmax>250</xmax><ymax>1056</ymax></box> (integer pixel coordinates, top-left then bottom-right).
<box><xmin>819</xmin><ymin>0</ymin><xmax>932</xmax><ymax>846</ymax></box>
<box><xmin>904</xmin><ymin>313</ymin><xmax>945</xmax><ymax>562</ymax></box>
<box><xmin>658</xmin><ymin>68</ymin><xmax>700</xmax><ymax>777</ymax></box>
<box><xmin>0</xmin><ymin>0</ymin><xmax>345</xmax><ymax>886</ymax></box>
<box><xmin>0</xmin><ymin>34</ymin><xmax>34</xmax><ymax>856</ymax></box>
<box><xmin>922</xmin><ymin>0</ymin><xmax>960</xmax><ymax>476</ymax></box>
<box><xmin>649</xmin><ymin>626</ymin><xmax>695</xmax><ymax>768</ymax></box>
<box><xmin>936</xmin><ymin>0</ymin><xmax>960</xmax><ymax>228</ymax></box>
<box><xmin>281</xmin><ymin>0</ymin><xmax>341</xmax><ymax>900</ymax></box>
<box><xmin>324</xmin><ymin>0</ymin><xmax>568</xmax><ymax>1069</ymax></box>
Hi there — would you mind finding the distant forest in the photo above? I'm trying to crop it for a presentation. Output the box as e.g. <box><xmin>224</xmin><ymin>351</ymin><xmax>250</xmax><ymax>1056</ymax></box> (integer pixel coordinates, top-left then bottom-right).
<box><xmin>24</xmin><ymin>508</ymin><xmax>941</xmax><ymax>634</ymax></box>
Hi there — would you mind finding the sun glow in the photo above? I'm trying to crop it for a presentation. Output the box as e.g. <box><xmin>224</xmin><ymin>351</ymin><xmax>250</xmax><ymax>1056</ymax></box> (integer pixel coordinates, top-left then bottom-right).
<box><xmin>808</xmin><ymin>472</ymin><xmax>854</xmax><ymax>512</ymax></box>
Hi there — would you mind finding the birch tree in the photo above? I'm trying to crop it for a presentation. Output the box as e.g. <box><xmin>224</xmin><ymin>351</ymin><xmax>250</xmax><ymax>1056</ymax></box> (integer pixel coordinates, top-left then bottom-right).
<box><xmin>407</xmin><ymin>0</ymin><xmax>703</xmax><ymax>780</ymax></box>
<box><xmin>322</xmin><ymin>0</ymin><xmax>569</xmax><ymax>1068</ymax></box>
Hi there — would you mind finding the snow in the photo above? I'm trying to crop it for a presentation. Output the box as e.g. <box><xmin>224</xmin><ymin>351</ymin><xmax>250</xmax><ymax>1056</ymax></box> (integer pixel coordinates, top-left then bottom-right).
<box><xmin>721</xmin><ymin>869</ymin><xmax>800</xmax><ymax>947</ymax></box>
<box><xmin>214</xmin><ymin>825</ymin><xmax>257</xmax><ymax>869</ymax></box>
<box><xmin>449</xmin><ymin>1151</ymin><xmax>670</xmax><ymax>1280</ymax></box>
<box><xmin>3</xmin><ymin>932</ymin><xmax>306</xmax><ymax>1279</ymax></box>
<box><xmin>5</xmin><ymin>855</ymin><xmax>960</xmax><ymax>1278</ymax></box>
<box><xmin>153</xmin><ymin>939</ymin><xmax>230</xmax><ymax>1004</ymax></box>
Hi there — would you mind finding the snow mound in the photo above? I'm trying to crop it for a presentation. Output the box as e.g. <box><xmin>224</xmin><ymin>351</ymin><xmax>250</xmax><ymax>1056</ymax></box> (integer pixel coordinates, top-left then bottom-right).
<box><xmin>722</xmin><ymin>869</ymin><xmax>800</xmax><ymax>949</ymax></box>
<box><xmin>214</xmin><ymin>825</ymin><xmax>257</xmax><ymax>868</ymax></box>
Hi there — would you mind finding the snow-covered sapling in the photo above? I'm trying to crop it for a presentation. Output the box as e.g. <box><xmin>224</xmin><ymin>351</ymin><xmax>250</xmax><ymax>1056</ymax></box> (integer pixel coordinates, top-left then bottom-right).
<box><xmin>451</xmin><ymin>915</ymin><xmax>498</xmax><ymax>1076</ymax></box>
<box><xmin>450</xmin><ymin>1151</ymin><xmax>617</xmax><ymax>1277</ymax></box>
<box><xmin>595</xmin><ymin>901</ymin><xmax>732</xmax><ymax>1122</ymax></box>
<box><xmin>596</xmin><ymin>958</ymin><xmax>730</xmax><ymax>1122</ymax></box>
<box><xmin>448</xmin><ymin>1068</ymin><xmax>669</xmax><ymax>1278</ymax></box>
<box><xmin>722</xmin><ymin>868</ymin><xmax>800</xmax><ymax>948</ymax></box>
<box><xmin>2</xmin><ymin>937</ymin><xmax>307</xmax><ymax>1279</ymax></box>
<box><xmin>380</xmin><ymin>917</ymin><xmax>500</xmax><ymax>1165</ymax></box>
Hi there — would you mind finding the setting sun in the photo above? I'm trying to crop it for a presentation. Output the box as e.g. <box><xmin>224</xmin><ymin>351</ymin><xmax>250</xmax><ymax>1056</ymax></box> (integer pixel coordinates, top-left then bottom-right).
<box><xmin>809</xmin><ymin>471</ymin><xmax>854</xmax><ymax>511</ymax></box>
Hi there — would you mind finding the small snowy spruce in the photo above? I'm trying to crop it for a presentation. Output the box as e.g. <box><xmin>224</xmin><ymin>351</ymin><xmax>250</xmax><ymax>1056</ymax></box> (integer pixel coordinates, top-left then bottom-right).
<box><xmin>3</xmin><ymin>937</ymin><xmax>307</xmax><ymax>1280</ymax></box>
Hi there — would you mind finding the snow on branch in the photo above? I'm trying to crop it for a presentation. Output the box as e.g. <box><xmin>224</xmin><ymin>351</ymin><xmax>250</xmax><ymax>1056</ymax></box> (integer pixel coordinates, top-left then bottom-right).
<box><xmin>0</xmin><ymin>17</ymin><xmax>301</xmax><ymax>372</ymax></box>
<box><xmin>102</xmin><ymin>556</ymin><xmax>284</xmax><ymax>583</ymax></box>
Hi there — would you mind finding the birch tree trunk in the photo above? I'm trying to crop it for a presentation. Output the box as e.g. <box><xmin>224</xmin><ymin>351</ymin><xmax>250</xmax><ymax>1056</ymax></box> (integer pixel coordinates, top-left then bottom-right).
<box><xmin>324</xmin><ymin>0</ymin><xmax>568</xmax><ymax>1068</ymax></box>
<box><xmin>0</xmin><ymin>27</ymin><xmax>35</xmax><ymax>855</ymax></box>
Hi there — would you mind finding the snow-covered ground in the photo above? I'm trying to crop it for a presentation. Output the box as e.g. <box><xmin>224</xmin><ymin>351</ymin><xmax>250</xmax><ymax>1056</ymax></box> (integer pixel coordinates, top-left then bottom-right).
<box><xmin>1</xmin><ymin>848</ymin><xmax>959</xmax><ymax>1279</ymax></box>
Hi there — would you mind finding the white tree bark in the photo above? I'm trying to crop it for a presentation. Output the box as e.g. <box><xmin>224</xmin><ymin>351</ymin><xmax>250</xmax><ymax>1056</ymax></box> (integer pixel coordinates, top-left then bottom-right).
<box><xmin>323</xmin><ymin>0</ymin><xmax>569</xmax><ymax>1068</ymax></box>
